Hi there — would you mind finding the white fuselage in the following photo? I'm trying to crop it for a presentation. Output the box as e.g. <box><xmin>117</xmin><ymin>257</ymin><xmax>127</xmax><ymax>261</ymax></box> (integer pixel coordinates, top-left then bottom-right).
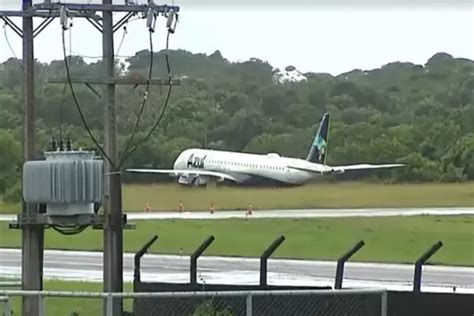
<box><xmin>173</xmin><ymin>148</ymin><xmax>322</xmax><ymax>185</ymax></box>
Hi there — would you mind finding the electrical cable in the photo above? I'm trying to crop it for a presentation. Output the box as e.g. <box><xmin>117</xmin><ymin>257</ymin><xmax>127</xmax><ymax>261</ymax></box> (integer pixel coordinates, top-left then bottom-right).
<box><xmin>60</xmin><ymin>28</ymin><xmax>73</xmax><ymax>142</ymax></box>
<box><xmin>119</xmin><ymin>30</ymin><xmax>154</xmax><ymax>167</ymax></box>
<box><xmin>115</xmin><ymin>24</ymin><xmax>128</xmax><ymax>57</ymax></box>
<box><xmin>3</xmin><ymin>23</ymin><xmax>22</xmax><ymax>70</ymax></box>
<box><xmin>118</xmin><ymin>30</ymin><xmax>173</xmax><ymax>168</ymax></box>
<box><xmin>66</xmin><ymin>52</ymin><xmax>134</xmax><ymax>60</ymax></box>
<box><xmin>61</xmin><ymin>28</ymin><xmax>114</xmax><ymax>167</ymax></box>
<box><xmin>3</xmin><ymin>23</ymin><xmax>18</xmax><ymax>60</ymax></box>
<box><xmin>52</xmin><ymin>224</ymin><xmax>89</xmax><ymax>235</ymax></box>
<box><xmin>59</xmin><ymin>83</ymin><xmax>67</xmax><ymax>141</ymax></box>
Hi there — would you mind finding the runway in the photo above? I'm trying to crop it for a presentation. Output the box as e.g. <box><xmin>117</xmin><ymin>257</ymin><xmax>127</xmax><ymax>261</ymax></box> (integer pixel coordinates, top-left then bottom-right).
<box><xmin>1</xmin><ymin>207</ymin><xmax>473</xmax><ymax>221</ymax></box>
<box><xmin>1</xmin><ymin>248</ymin><xmax>473</xmax><ymax>293</ymax></box>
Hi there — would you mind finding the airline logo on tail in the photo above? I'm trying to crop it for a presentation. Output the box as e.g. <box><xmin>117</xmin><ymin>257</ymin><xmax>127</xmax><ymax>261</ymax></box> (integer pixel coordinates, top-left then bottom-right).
<box><xmin>306</xmin><ymin>113</ymin><xmax>330</xmax><ymax>164</ymax></box>
<box><xmin>314</xmin><ymin>134</ymin><xmax>327</xmax><ymax>162</ymax></box>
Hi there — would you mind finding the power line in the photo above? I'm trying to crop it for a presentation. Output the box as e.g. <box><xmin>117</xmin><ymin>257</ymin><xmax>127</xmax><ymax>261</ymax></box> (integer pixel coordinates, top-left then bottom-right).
<box><xmin>119</xmin><ymin>29</ymin><xmax>154</xmax><ymax>167</ymax></box>
<box><xmin>61</xmin><ymin>28</ymin><xmax>114</xmax><ymax>167</ymax></box>
<box><xmin>65</xmin><ymin>51</ymin><xmax>135</xmax><ymax>59</ymax></box>
<box><xmin>118</xmin><ymin>30</ymin><xmax>174</xmax><ymax>167</ymax></box>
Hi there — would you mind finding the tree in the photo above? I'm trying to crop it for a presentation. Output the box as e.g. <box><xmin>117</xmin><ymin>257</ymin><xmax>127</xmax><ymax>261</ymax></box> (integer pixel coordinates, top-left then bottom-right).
<box><xmin>0</xmin><ymin>130</ymin><xmax>21</xmax><ymax>197</ymax></box>
<box><xmin>0</xmin><ymin>50</ymin><xmax>473</xmax><ymax>184</ymax></box>
<box><xmin>442</xmin><ymin>133</ymin><xmax>474</xmax><ymax>180</ymax></box>
<box><xmin>396</xmin><ymin>153</ymin><xmax>443</xmax><ymax>182</ymax></box>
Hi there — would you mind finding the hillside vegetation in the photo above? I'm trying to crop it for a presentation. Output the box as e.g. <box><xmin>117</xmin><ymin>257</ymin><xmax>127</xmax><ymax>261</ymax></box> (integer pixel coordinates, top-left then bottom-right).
<box><xmin>0</xmin><ymin>50</ymin><xmax>473</xmax><ymax>202</ymax></box>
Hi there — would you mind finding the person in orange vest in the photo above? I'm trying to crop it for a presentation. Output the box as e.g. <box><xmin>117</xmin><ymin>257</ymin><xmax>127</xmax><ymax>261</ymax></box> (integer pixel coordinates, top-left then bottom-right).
<box><xmin>247</xmin><ymin>203</ymin><xmax>253</xmax><ymax>215</ymax></box>
<box><xmin>178</xmin><ymin>201</ymin><xmax>184</xmax><ymax>212</ymax></box>
<box><xmin>209</xmin><ymin>203</ymin><xmax>215</xmax><ymax>214</ymax></box>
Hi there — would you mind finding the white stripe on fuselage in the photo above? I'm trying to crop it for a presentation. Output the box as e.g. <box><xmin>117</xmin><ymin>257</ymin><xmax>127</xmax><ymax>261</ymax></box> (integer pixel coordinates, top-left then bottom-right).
<box><xmin>173</xmin><ymin>148</ymin><xmax>319</xmax><ymax>185</ymax></box>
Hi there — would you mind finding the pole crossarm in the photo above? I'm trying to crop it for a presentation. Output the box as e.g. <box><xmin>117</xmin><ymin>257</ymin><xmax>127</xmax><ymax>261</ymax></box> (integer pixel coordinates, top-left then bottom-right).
<box><xmin>48</xmin><ymin>76</ymin><xmax>180</xmax><ymax>86</ymax></box>
<box><xmin>0</xmin><ymin>10</ymin><xmax>100</xmax><ymax>19</ymax></box>
<box><xmin>1</xmin><ymin>2</ymin><xmax>180</xmax><ymax>36</ymax></box>
<box><xmin>33</xmin><ymin>2</ymin><xmax>180</xmax><ymax>14</ymax></box>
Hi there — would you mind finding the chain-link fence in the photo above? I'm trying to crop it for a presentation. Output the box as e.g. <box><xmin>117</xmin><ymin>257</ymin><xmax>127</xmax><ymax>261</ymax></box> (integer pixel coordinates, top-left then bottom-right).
<box><xmin>0</xmin><ymin>288</ymin><xmax>387</xmax><ymax>316</ymax></box>
<box><xmin>132</xmin><ymin>289</ymin><xmax>387</xmax><ymax>316</ymax></box>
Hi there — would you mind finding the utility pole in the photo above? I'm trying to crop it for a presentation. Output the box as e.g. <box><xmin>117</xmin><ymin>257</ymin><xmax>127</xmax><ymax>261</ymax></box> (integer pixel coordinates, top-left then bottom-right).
<box><xmin>101</xmin><ymin>0</ymin><xmax>123</xmax><ymax>314</ymax></box>
<box><xmin>1</xmin><ymin>2</ymin><xmax>179</xmax><ymax>315</ymax></box>
<box><xmin>21</xmin><ymin>1</ymin><xmax>44</xmax><ymax>316</ymax></box>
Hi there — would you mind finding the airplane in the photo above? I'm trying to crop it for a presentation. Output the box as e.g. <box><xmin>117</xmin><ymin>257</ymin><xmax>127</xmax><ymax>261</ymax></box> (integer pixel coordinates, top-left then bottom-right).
<box><xmin>126</xmin><ymin>113</ymin><xmax>404</xmax><ymax>186</ymax></box>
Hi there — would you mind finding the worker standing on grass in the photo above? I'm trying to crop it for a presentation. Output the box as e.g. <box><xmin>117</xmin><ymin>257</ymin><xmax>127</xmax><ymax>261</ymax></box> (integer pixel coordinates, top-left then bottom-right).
<box><xmin>209</xmin><ymin>202</ymin><xmax>215</xmax><ymax>214</ymax></box>
<box><xmin>178</xmin><ymin>201</ymin><xmax>184</xmax><ymax>212</ymax></box>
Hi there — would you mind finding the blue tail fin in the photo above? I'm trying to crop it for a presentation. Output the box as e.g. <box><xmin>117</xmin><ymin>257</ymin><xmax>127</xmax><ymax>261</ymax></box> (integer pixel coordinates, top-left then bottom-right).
<box><xmin>306</xmin><ymin>113</ymin><xmax>330</xmax><ymax>164</ymax></box>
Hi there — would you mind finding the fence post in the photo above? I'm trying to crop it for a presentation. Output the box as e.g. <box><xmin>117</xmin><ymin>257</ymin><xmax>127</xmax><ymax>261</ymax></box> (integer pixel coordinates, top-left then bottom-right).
<box><xmin>106</xmin><ymin>293</ymin><xmax>113</xmax><ymax>316</ymax></box>
<box><xmin>134</xmin><ymin>235</ymin><xmax>159</xmax><ymax>284</ymax></box>
<box><xmin>380</xmin><ymin>290</ymin><xmax>387</xmax><ymax>316</ymax></box>
<box><xmin>1</xmin><ymin>296</ymin><xmax>12</xmax><ymax>316</ymax></box>
<box><xmin>413</xmin><ymin>241</ymin><xmax>443</xmax><ymax>292</ymax></box>
<box><xmin>190</xmin><ymin>235</ymin><xmax>215</xmax><ymax>285</ymax></box>
<box><xmin>246</xmin><ymin>293</ymin><xmax>253</xmax><ymax>316</ymax></box>
<box><xmin>335</xmin><ymin>240</ymin><xmax>365</xmax><ymax>289</ymax></box>
<box><xmin>38</xmin><ymin>293</ymin><xmax>44</xmax><ymax>316</ymax></box>
<box><xmin>260</xmin><ymin>235</ymin><xmax>285</xmax><ymax>286</ymax></box>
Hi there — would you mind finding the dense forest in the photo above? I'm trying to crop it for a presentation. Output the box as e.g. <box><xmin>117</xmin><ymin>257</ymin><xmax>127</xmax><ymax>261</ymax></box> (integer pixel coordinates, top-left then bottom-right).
<box><xmin>0</xmin><ymin>50</ymin><xmax>473</xmax><ymax>201</ymax></box>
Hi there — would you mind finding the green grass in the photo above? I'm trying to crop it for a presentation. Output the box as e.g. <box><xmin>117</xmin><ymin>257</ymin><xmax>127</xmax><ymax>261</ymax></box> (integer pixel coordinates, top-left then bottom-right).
<box><xmin>0</xmin><ymin>201</ymin><xmax>19</xmax><ymax>213</ymax></box>
<box><xmin>1</xmin><ymin>182</ymin><xmax>473</xmax><ymax>213</ymax></box>
<box><xmin>1</xmin><ymin>280</ymin><xmax>133</xmax><ymax>316</ymax></box>
<box><xmin>122</xmin><ymin>182</ymin><xmax>474</xmax><ymax>211</ymax></box>
<box><xmin>1</xmin><ymin>216</ymin><xmax>473</xmax><ymax>265</ymax></box>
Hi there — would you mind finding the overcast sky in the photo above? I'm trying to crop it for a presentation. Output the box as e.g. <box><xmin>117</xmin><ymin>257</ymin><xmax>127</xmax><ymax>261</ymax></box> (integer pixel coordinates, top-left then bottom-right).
<box><xmin>1</xmin><ymin>0</ymin><xmax>473</xmax><ymax>75</ymax></box>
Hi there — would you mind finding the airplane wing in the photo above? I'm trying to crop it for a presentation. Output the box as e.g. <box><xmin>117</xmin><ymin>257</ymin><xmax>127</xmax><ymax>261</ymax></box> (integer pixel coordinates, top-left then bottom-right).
<box><xmin>287</xmin><ymin>163</ymin><xmax>403</xmax><ymax>174</ymax></box>
<box><xmin>330</xmin><ymin>164</ymin><xmax>404</xmax><ymax>173</ymax></box>
<box><xmin>126</xmin><ymin>169</ymin><xmax>239</xmax><ymax>182</ymax></box>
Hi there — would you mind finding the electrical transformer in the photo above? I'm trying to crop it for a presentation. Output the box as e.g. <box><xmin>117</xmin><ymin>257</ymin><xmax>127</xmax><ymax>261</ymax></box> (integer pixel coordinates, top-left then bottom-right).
<box><xmin>23</xmin><ymin>147</ymin><xmax>103</xmax><ymax>216</ymax></box>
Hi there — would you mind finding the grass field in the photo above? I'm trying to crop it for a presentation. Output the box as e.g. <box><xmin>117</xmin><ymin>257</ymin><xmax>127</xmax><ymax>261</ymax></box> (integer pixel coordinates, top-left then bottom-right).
<box><xmin>122</xmin><ymin>182</ymin><xmax>474</xmax><ymax>211</ymax></box>
<box><xmin>1</xmin><ymin>216</ymin><xmax>473</xmax><ymax>265</ymax></box>
<box><xmin>2</xmin><ymin>280</ymin><xmax>133</xmax><ymax>316</ymax></box>
<box><xmin>0</xmin><ymin>201</ymin><xmax>18</xmax><ymax>213</ymax></box>
<box><xmin>1</xmin><ymin>182</ymin><xmax>473</xmax><ymax>213</ymax></box>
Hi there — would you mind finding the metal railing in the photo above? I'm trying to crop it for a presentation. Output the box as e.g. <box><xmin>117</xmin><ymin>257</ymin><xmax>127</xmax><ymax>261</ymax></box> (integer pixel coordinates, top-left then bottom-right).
<box><xmin>0</xmin><ymin>288</ymin><xmax>387</xmax><ymax>316</ymax></box>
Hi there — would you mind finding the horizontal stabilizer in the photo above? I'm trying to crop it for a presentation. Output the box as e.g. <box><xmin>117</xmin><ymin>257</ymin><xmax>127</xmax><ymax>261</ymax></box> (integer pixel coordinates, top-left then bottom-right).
<box><xmin>126</xmin><ymin>168</ymin><xmax>239</xmax><ymax>182</ymax></box>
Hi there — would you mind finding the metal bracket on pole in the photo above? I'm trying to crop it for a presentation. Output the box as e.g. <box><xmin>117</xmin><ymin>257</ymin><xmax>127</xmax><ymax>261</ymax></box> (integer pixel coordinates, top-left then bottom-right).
<box><xmin>335</xmin><ymin>240</ymin><xmax>365</xmax><ymax>289</ymax></box>
<box><xmin>413</xmin><ymin>241</ymin><xmax>443</xmax><ymax>292</ymax></box>
<box><xmin>260</xmin><ymin>235</ymin><xmax>285</xmax><ymax>287</ymax></box>
<box><xmin>113</xmin><ymin>11</ymin><xmax>134</xmax><ymax>33</ymax></box>
<box><xmin>33</xmin><ymin>17</ymin><xmax>54</xmax><ymax>38</ymax></box>
<box><xmin>1</xmin><ymin>16</ymin><xmax>23</xmax><ymax>37</ymax></box>
<box><xmin>190</xmin><ymin>235</ymin><xmax>215</xmax><ymax>285</ymax></box>
<box><xmin>134</xmin><ymin>235</ymin><xmax>158</xmax><ymax>284</ymax></box>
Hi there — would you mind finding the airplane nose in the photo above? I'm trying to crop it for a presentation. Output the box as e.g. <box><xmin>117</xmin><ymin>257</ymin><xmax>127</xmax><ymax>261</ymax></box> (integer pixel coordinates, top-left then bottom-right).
<box><xmin>173</xmin><ymin>157</ymin><xmax>180</xmax><ymax>169</ymax></box>
<box><xmin>174</xmin><ymin>153</ymin><xmax>185</xmax><ymax>169</ymax></box>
